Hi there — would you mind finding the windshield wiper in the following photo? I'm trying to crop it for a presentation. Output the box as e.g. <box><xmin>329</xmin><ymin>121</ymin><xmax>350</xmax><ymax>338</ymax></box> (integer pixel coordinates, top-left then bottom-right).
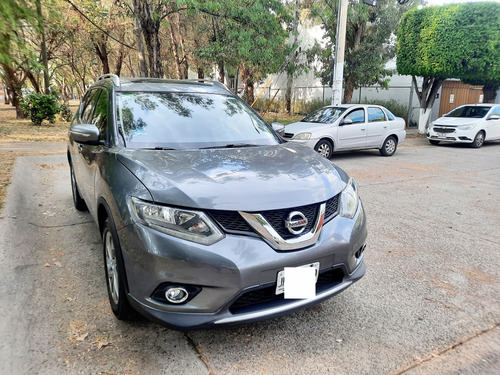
<box><xmin>199</xmin><ymin>143</ymin><xmax>258</xmax><ymax>150</ymax></box>
<box><xmin>141</xmin><ymin>147</ymin><xmax>177</xmax><ymax>150</ymax></box>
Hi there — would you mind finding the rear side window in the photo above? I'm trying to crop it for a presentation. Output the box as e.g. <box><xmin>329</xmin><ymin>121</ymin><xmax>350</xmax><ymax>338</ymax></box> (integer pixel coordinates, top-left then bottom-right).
<box><xmin>368</xmin><ymin>107</ymin><xmax>386</xmax><ymax>122</ymax></box>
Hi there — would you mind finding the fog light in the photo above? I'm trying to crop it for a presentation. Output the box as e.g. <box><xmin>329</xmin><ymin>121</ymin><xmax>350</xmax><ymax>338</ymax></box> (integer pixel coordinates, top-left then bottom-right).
<box><xmin>165</xmin><ymin>287</ymin><xmax>189</xmax><ymax>304</ymax></box>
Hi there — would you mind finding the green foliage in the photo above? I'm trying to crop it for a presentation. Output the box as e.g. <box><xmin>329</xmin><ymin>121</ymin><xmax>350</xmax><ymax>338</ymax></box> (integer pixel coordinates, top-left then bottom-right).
<box><xmin>308</xmin><ymin>0</ymin><xmax>420</xmax><ymax>102</ymax></box>
<box><xmin>189</xmin><ymin>0</ymin><xmax>291</xmax><ymax>80</ymax></box>
<box><xmin>21</xmin><ymin>93</ymin><xmax>62</xmax><ymax>125</ymax></box>
<box><xmin>397</xmin><ymin>2</ymin><xmax>500</xmax><ymax>83</ymax></box>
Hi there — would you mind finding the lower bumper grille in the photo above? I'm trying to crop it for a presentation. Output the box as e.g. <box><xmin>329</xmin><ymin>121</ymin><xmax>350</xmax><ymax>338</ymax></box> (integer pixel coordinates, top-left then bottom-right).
<box><xmin>229</xmin><ymin>267</ymin><xmax>345</xmax><ymax>314</ymax></box>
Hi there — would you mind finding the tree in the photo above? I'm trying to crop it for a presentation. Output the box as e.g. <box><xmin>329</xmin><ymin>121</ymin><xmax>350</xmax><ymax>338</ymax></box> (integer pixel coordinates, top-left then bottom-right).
<box><xmin>189</xmin><ymin>0</ymin><xmax>291</xmax><ymax>104</ymax></box>
<box><xmin>309</xmin><ymin>0</ymin><xmax>418</xmax><ymax>104</ymax></box>
<box><xmin>397</xmin><ymin>2</ymin><xmax>500</xmax><ymax>133</ymax></box>
<box><xmin>0</xmin><ymin>0</ymin><xmax>33</xmax><ymax>117</ymax></box>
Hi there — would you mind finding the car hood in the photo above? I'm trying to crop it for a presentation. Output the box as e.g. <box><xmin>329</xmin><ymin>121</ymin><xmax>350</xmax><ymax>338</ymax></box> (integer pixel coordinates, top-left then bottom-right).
<box><xmin>117</xmin><ymin>143</ymin><xmax>346</xmax><ymax>211</ymax></box>
<box><xmin>433</xmin><ymin>117</ymin><xmax>482</xmax><ymax>126</ymax></box>
<box><xmin>285</xmin><ymin>121</ymin><xmax>334</xmax><ymax>135</ymax></box>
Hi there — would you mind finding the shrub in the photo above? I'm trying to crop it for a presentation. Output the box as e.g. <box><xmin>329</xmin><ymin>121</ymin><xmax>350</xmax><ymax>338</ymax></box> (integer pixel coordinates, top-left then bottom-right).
<box><xmin>59</xmin><ymin>103</ymin><xmax>73</xmax><ymax>122</ymax></box>
<box><xmin>21</xmin><ymin>93</ymin><xmax>62</xmax><ymax>125</ymax></box>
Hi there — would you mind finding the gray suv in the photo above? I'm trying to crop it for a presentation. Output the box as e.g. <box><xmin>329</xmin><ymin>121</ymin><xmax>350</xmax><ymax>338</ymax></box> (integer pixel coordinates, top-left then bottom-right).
<box><xmin>67</xmin><ymin>74</ymin><xmax>367</xmax><ymax>329</ymax></box>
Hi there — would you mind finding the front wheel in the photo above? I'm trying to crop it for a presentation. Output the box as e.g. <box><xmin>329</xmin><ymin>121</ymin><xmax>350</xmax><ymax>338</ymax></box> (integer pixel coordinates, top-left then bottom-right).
<box><xmin>103</xmin><ymin>218</ymin><xmax>137</xmax><ymax>320</ymax></box>
<box><xmin>379</xmin><ymin>136</ymin><xmax>398</xmax><ymax>156</ymax></box>
<box><xmin>470</xmin><ymin>131</ymin><xmax>485</xmax><ymax>148</ymax></box>
<box><xmin>314</xmin><ymin>139</ymin><xmax>333</xmax><ymax>159</ymax></box>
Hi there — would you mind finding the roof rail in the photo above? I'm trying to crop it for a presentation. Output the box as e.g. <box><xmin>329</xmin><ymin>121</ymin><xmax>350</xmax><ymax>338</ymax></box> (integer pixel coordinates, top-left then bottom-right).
<box><xmin>97</xmin><ymin>73</ymin><xmax>120</xmax><ymax>87</ymax></box>
<box><xmin>186</xmin><ymin>79</ymin><xmax>231</xmax><ymax>93</ymax></box>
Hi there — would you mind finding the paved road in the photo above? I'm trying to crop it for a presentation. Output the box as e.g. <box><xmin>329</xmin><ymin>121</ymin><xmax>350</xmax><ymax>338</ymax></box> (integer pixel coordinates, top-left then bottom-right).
<box><xmin>0</xmin><ymin>138</ymin><xmax>499</xmax><ymax>374</ymax></box>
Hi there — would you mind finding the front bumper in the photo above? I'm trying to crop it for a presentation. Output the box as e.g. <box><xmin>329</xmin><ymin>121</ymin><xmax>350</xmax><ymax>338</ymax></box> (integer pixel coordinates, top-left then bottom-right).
<box><xmin>427</xmin><ymin>128</ymin><xmax>475</xmax><ymax>143</ymax></box>
<box><xmin>117</xmin><ymin>202</ymin><xmax>367</xmax><ymax>330</ymax></box>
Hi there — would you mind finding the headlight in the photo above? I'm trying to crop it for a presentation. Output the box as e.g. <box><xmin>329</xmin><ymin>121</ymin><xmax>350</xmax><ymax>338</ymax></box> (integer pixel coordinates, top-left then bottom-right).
<box><xmin>293</xmin><ymin>132</ymin><xmax>312</xmax><ymax>140</ymax></box>
<box><xmin>130</xmin><ymin>198</ymin><xmax>224</xmax><ymax>245</ymax></box>
<box><xmin>339</xmin><ymin>178</ymin><xmax>359</xmax><ymax>219</ymax></box>
<box><xmin>457</xmin><ymin>124</ymin><xmax>476</xmax><ymax>130</ymax></box>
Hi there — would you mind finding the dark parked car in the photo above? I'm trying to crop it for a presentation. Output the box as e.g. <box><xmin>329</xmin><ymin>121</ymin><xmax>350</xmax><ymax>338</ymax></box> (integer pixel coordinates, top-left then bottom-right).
<box><xmin>67</xmin><ymin>74</ymin><xmax>367</xmax><ymax>329</ymax></box>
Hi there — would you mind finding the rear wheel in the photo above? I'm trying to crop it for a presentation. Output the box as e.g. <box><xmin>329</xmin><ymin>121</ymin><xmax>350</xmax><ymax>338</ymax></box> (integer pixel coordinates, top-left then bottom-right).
<box><xmin>379</xmin><ymin>136</ymin><xmax>397</xmax><ymax>156</ymax></box>
<box><xmin>470</xmin><ymin>131</ymin><xmax>485</xmax><ymax>148</ymax></box>
<box><xmin>429</xmin><ymin>139</ymin><xmax>440</xmax><ymax>145</ymax></box>
<box><xmin>314</xmin><ymin>139</ymin><xmax>333</xmax><ymax>159</ymax></box>
<box><xmin>103</xmin><ymin>218</ymin><xmax>137</xmax><ymax>320</ymax></box>
<box><xmin>70</xmin><ymin>165</ymin><xmax>87</xmax><ymax>211</ymax></box>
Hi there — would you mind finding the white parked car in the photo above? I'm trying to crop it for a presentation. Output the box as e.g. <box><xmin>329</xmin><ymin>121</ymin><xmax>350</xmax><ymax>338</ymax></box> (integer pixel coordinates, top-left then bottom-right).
<box><xmin>284</xmin><ymin>104</ymin><xmax>406</xmax><ymax>158</ymax></box>
<box><xmin>428</xmin><ymin>104</ymin><xmax>500</xmax><ymax>148</ymax></box>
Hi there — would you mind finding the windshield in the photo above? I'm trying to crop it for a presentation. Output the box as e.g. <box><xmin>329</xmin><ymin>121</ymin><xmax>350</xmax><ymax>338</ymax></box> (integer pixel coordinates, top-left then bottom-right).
<box><xmin>446</xmin><ymin>106</ymin><xmax>490</xmax><ymax>118</ymax></box>
<box><xmin>117</xmin><ymin>92</ymin><xmax>280</xmax><ymax>149</ymax></box>
<box><xmin>301</xmin><ymin>107</ymin><xmax>346</xmax><ymax>124</ymax></box>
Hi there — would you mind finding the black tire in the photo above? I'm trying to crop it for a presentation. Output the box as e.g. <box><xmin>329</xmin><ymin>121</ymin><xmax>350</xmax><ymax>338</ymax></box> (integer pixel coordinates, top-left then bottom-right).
<box><xmin>314</xmin><ymin>139</ymin><xmax>333</xmax><ymax>159</ymax></box>
<box><xmin>70</xmin><ymin>165</ymin><xmax>88</xmax><ymax>211</ymax></box>
<box><xmin>470</xmin><ymin>131</ymin><xmax>485</xmax><ymax>148</ymax></box>
<box><xmin>103</xmin><ymin>218</ymin><xmax>137</xmax><ymax>320</ymax></box>
<box><xmin>379</xmin><ymin>136</ymin><xmax>398</xmax><ymax>156</ymax></box>
<box><xmin>429</xmin><ymin>139</ymin><xmax>440</xmax><ymax>145</ymax></box>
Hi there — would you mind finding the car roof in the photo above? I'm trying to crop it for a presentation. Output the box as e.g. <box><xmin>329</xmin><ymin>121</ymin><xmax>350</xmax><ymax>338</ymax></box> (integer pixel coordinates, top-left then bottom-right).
<box><xmin>91</xmin><ymin>75</ymin><xmax>232</xmax><ymax>95</ymax></box>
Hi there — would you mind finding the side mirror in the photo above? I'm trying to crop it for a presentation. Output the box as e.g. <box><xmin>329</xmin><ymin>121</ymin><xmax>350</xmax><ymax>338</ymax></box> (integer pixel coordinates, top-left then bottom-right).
<box><xmin>271</xmin><ymin>122</ymin><xmax>285</xmax><ymax>136</ymax></box>
<box><xmin>340</xmin><ymin>118</ymin><xmax>353</xmax><ymax>126</ymax></box>
<box><xmin>487</xmin><ymin>115</ymin><xmax>500</xmax><ymax>121</ymax></box>
<box><xmin>69</xmin><ymin>124</ymin><xmax>102</xmax><ymax>145</ymax></box>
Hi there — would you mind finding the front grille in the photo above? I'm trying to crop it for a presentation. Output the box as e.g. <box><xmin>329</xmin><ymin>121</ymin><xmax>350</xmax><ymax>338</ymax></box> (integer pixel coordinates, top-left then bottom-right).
<box><xmin>229</xmin><ymin>267</ymin><xmax>345</xmax><ymax>314</ymax></box>
<box><xmin>209</xmin><ymin>193</ymin><xmax>340</xmax><ymax>238</ymax></box>
<box><xmin>209</xmin><ymin>210</ymin><xmax>255</xmax><ymax>234</ymax></box>
<box><xmin>433</xmin><ymin>127</ymin><xmax>456</xmax><ymax>133</ymax></box>
<box><xmin>325</xmin><ymin>195</ymin><xmax>339</xmax><ymax>221</ymax></box>
<box><xmin>261</xmin><ymin>203</ymin><xmax>317</xmax><ymax>240</ymax></box>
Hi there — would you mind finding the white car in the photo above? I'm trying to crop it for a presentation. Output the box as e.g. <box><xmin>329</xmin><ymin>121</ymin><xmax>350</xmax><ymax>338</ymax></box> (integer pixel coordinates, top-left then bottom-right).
<box><xmin>284</xmin><ymin>104</ymin><xmax>406</xmax><ymax>158</ymax></box>
<box><xmin>428</xmin><ymin>104</ymin><xmax>500</xmax><ymax>148</ymax></box>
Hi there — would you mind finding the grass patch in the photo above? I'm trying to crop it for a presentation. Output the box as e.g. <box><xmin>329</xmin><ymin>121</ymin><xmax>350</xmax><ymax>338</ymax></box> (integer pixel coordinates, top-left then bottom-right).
<box><xmin>0</xmin><ymin>104</ymin><xmax>69</xmax><ymax>142</ymax></box>
<box><xmin>261</xmin><ymin>112</ymin><xmax>303</xmax><ymax>125</ymax></box>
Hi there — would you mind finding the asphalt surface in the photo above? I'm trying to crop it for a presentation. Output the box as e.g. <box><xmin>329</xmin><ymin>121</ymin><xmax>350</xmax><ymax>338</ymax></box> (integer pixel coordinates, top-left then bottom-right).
<box><xmin>0</xmin><ymin>137</ymin><xmax>499</xmax><ymax>374</ymax></box>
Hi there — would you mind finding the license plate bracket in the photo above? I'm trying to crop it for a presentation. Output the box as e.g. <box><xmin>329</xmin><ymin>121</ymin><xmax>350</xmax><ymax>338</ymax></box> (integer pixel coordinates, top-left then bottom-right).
<box><xmin>275</xmin><ymin>262</ymin><xmax>320</xmax><ymax>295</ymax></box>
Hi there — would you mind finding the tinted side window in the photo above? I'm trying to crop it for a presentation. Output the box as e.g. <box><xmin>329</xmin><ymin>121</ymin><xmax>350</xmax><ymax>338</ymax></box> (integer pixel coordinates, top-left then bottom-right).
<box><xmin>368</xmin><ymin>107</ymin><xmax>386</xmax><ymax>122</ymax></box>
<box><xmin>80</xmin><ymin>89</ymin><xmax>100</xmax><ymax>124</ymax></box>
<box><xmin>91</xmin><ymin>89</ymin><xmax>109</xmax><ymax>141</ymax></box>
<box><xmin>345</xmin><ymin>109</ymin><xmax>365</xmax><ymax>124</ymax></box>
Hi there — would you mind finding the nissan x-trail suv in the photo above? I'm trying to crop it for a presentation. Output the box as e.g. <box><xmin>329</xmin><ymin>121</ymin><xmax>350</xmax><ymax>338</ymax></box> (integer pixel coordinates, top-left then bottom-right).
<box><xmin>67</xmin><ymin>74</ymin><xmax>367</xmax><ymax>329</ymax></box>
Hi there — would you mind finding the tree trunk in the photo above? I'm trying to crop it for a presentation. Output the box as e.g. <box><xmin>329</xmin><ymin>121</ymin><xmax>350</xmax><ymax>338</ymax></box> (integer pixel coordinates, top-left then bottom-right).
<box><xmin>343</xmin><ymin>76</ymin><xmax>355</xmax><ymax>104</ymax></box>
<box><xmin>168</xmin><ymin>17</ymin><xmax>183</xmax><ymax>79</ymax></box>
<box><xmin>133</xmin><ymin>15</ymin><xmax>148</xmax><ymax>77</ymax></box>
<box><xmin>286</xmin><ymin>0</ymin><xmax>299</xmax><ymax>114</ymax></box>
<box><xmin>414</xmin><ymin>75</ymin><xmax>444</xmax><ymax>134</ymax></box>
<box><xmin>94</xmin><ymin>39</ymin><xmax>110</xmax><ymax>75</ymax></box>
<box><xmin>241</xmin><ymin>66</ymin><xmax>255</xmax><ymax>105</ymax></box>
<box><xmin>1</xmin><ymin>63</ymin><xmax>25</xmax><ymax>118</ymax></box>
<box><xmin>197</xmin><ymin>67</ymin><xmax>204</xmax><ymax>79</ymax></box>
<box><xmin>132</xmin><ymin>0</ymin><xmax>163</xmax><ymax>78</ymax></box>
<box><xmin>483</xmin><ymin>84</ymin><xmax>498</xmax><ymax>103</ymax></box>
<box><xmin>35</xmin><ymin>0</ymin><xmax>50</xmax><ymax>94</ymax></box>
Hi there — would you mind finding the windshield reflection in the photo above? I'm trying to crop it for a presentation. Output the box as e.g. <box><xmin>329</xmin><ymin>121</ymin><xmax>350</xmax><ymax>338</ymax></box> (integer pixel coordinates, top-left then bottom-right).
<box><xmin>117</xmin><ymin>92</ymin><xmax>279</xmax><ymax>149</ymax></box>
